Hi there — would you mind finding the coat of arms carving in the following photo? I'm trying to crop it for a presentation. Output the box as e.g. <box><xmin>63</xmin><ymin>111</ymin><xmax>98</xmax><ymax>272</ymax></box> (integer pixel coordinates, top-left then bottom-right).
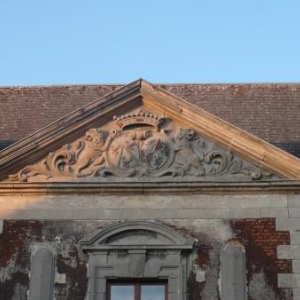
<box><xmin>8</xmin><ymin>109</ymin><xmax>275</xmax><ymax>182</ymax></box>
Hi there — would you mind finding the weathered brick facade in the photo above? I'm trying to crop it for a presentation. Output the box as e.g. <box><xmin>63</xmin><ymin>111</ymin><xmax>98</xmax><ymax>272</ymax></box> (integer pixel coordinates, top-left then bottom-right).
<box><xmin>0</xmin><ymin>219</ymin><xmax>294</xmax><ymax>299</ymax></box>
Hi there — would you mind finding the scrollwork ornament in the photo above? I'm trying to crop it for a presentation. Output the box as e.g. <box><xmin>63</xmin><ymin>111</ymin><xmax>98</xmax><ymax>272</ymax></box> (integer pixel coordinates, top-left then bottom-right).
<box><xmin>8</xmin><ymin>110</ymin><xmax>276</xmax><ymax>182</ymax></box>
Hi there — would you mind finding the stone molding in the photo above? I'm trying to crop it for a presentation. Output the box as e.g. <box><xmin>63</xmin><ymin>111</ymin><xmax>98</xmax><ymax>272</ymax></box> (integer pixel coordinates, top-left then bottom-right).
<box><xmin>80</xmin><ymin>220</ymin><xmax>194</xmax><ymax>250</ymax></box>
<box><xmin>80</xmin><ymin>221</ymin><xmax>194</xmax><ymax>300</ymax></box>
<box><xmin>1</xmin><ymin>181</ymin><xmax>300</xmax><ymax>196</ymax></box>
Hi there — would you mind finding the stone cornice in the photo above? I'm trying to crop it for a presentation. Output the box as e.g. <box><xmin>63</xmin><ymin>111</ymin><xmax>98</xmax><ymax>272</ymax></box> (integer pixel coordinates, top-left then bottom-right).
<box><xmin>140</xmin><ymin>81</ymin><xmax>300</xmax><ymax>180</ymax></box>
<box><xmin>0</xmin><ymin>181</ymin><xmax>300</xmax><ymax>195</ymax></box>
<box><xmin>0</xmin><ymin>80</ymin><xmax>142</xmax><ymax>180</ymax></box>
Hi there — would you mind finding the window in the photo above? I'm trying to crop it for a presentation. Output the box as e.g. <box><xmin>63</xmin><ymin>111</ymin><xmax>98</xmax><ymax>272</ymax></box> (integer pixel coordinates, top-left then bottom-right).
<box><xmin>107</xmin><ymin>281</ymin><xmax>167</xmax><ymax>300</ymax></box>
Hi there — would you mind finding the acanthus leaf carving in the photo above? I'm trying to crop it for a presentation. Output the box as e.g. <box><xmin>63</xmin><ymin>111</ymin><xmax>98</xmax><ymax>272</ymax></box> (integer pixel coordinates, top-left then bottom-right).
<box><xmin>8</xmin><ymin>110</ymin><xmax>276</xmax><ymax>182</ymax></box>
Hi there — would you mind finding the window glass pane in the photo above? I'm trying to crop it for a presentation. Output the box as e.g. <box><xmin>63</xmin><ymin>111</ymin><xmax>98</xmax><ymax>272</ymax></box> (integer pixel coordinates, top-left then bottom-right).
<box><xmin>141</xmin><ymin>285</ymin><xmax>165</xmax><ymax>300</ymax></box>
<box><xmin>110</xmin><ymin>285</ymin><xmax>134</xmax><ymax>300</ymax></box>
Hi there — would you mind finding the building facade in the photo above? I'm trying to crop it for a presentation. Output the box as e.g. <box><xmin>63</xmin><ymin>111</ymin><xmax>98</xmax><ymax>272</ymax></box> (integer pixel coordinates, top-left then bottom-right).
<box><xmin>1</xmin><ymin>80</ymin><xmax>300</xmax><ymax>299</ymax></box>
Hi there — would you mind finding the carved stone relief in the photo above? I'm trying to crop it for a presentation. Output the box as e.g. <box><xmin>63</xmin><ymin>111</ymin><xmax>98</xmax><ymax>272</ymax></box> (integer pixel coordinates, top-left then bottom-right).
<box><xmin>8</xmin><ymin>109</ymin><xmax>276</xmax><ymax>182</ymax></box>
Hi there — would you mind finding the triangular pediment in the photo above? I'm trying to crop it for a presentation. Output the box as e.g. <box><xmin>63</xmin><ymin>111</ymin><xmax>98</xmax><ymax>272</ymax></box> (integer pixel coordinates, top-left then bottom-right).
<box><xmin>1</xmin><ymin>79</ymin><xmax>300</xmax><ymax>186</ymax></box>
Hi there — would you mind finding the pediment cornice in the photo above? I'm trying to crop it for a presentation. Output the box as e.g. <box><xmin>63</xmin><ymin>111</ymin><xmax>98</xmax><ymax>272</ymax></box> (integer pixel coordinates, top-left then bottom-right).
<box><xmin>0</xmin><ymin>79</ymin><xmax>300</xmax><ymax>184</ymax></box>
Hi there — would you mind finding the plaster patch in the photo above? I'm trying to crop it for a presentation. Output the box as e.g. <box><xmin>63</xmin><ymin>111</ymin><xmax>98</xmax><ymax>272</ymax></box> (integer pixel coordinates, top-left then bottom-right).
<box><xmin>55</xmin><ymin>273</ymin><xmax>66</xmax><ymax>284</ymax></box>
<box><xmin>193</xmin><ymin>266</ymin><xmax>206</xmax><ymax>283</ymax></box>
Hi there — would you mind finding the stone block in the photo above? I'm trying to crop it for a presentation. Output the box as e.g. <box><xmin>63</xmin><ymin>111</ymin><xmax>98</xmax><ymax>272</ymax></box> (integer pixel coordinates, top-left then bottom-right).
<box><xmin>260</xmin><ymin>207</ymin><xmax>288</xmax><ymax>217</ymax></box>
<box><xmin>293</xmin><ymin>260</ymin><xmax>300</xmax><ymax>273</ymax></box>
<box><xmin>0</xmin><ymin>208</ymin><xmax>22</xmax><ymax>219</ymax></box>
<box><xmin>29</xmin><ymin>195</ymin><xmax>95</xmax><ymax>209</ymax></box>
<box><xmin>0</xmin><ymin>195</ymin><xmax>29</xmax><ymax>209</ymax></box>
<box><xmin>129</xmin><ymin>252</ymin><xmax>146</xmax><ymax>277</ymax></box>
<box><xmin>144</xmin><ymin>258</ymin><xmax>163</xmax><ymax>277</ymax></box>
<box><xmin>288</xmin><ymin>194</ymin><xmax>300</xmax><ymax>207</ymax></box>
<box><xmin>168</xmin><ymin>278</ymin><xmax>179</xmax><ymax>293</ymax></box>
<box><xmin>71</xmin><ymin>209</ymin><xmax>103</xmax><ymax>219</ymax></box>
<box><xmin>289</xmin><ymin>208</ymin><xmax>300</xmax><ymax>218</ymax></box>
<box><xmin>290</xmin><ymin>231</ymin><xmax>300</xmax><ymax>244</ymax></box>
<box><xmin>92</xmin><ymin>292</ymin><xmax>106</xmax><ymax>300</ymax></box>
<box><xmin>95</xmin><ymin>266</ymin><xmax>114</xmax><ymax>279</ymax></box>
<box><xmin>169</xmin><ymin>292</ymin><xmax>178</xmax><ymax>300</ymax></box>
<box><xmin>95</xmin><ymin>279</ymin><xmax>106</xmax><ymax>294</ymax></box>
<box><xmin>24</xmin><ymin>209</ymin><xmax>73</xmax><ymax>219</ymax></box>
<box><xmin>163</xmin><ymin>253</ymin><xmax>181</xmax><ymax>265</ymax></box>
<box><xmin>277</xmin><ymin>245</ymin><xmax>300</xmax><ymax>259</ymax></box>
<box><xmin>278</xmin><ymin>273</ymin><xmax>300</xmax><ymax>288</ymax></box>
<box><xmin>276</xmin><ymin>218</ymin><xmax>300</xmax><ymax>231</ymax></box>
<box><xmin>293</xmin><ymin>288</ymin><xmax>300</xmax><ymax>299</ymax></box>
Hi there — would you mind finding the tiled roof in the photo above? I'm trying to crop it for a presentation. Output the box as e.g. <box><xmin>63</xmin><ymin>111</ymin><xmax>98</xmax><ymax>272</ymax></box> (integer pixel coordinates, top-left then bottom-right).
<box><xmin>1</xmin><ymin>83</ymin><xmax>299</xmax><ymax>143</ymax></box>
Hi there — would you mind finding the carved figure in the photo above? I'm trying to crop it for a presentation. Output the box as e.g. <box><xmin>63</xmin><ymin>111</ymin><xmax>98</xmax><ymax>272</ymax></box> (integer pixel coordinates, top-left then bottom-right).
<box><xmin>173</xmin><ymin>128</ymin><xmax>205</xmax><ymax>176</ymax></box>
<box><xmin>74</xmin><ymin>128</ymin><xmax>112</xmax><ymax>176</ymax></box>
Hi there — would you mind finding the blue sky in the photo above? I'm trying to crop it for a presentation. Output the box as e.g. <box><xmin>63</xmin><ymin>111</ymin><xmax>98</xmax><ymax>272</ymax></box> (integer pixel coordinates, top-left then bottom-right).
<box><xmin>0</xmin><ymin>1</ymin><xmax>300</xmax><ymax>86</ymax></box>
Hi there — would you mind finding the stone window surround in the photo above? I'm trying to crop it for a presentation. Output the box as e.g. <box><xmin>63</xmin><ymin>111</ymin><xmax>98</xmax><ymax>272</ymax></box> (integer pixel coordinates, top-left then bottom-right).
<box><xmin>80</xmin><ymin>221</ymin><xmax>195</xmax><ymax>300</ymax></box>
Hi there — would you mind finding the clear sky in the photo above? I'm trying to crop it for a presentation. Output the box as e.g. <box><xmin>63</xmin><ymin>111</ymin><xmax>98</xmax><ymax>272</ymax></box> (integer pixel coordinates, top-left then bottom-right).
<box><xmin>1</xmin><ymin>1</ymin><xmax>300</xmax><ymax>86</ymax></box>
